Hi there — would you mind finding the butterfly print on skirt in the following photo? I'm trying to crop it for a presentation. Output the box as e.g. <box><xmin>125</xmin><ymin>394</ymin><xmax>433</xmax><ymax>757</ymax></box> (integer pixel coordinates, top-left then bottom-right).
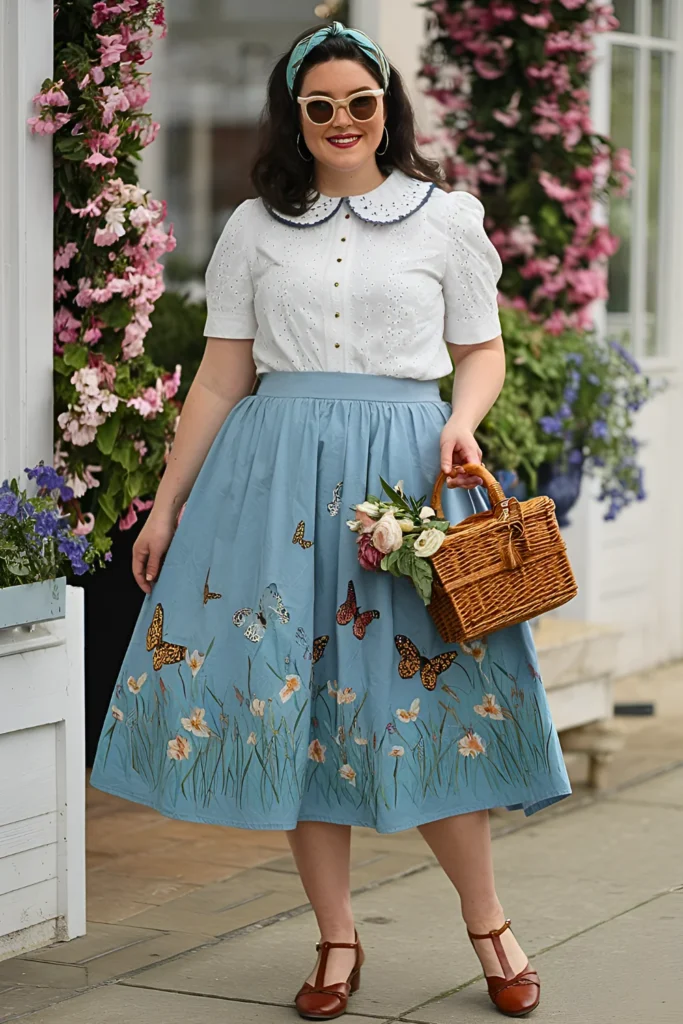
<box><xmin>146</xmin><ymin>604</ymin><xmax>187</xmax><ymax>672</ymax></box>
<box><xmin>394</xmin><ymin>634</ymin><xmax>457</xmax><ymax>691</ymax></box>
<box><xmin>336</xmin><ymin>580</ymin><xmax>380</xmax><ymax>640</ymax></box>
<box><xmin>327</xmin><ymin>481</ymin><xmax>343</xmax><ymax>517</ymax></box>
<box><xmin>203</xmin><ymin>568</ymin><xmax>222</xmax><ymax>604</ymax></box>
<box><xmin>296</xmin><ymin>627</ymin><xmax>330</xmax><ymax>663</ymax></box>
<box><xmin>292</xmin><ymin>520</ymin><xmax>314</xmax><ymax>548</ymax></box>
<box><xmin>233</xmin><ymin>583</ymin><xmax>290</xmax><ymax>643</ymax></box>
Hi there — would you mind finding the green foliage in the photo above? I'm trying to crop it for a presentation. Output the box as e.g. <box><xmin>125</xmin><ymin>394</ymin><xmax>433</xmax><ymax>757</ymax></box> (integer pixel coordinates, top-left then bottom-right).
<box><xmin>144</xmin><ymin>291</ymin><xmax>208</xmax><ymax>402</ymax></box>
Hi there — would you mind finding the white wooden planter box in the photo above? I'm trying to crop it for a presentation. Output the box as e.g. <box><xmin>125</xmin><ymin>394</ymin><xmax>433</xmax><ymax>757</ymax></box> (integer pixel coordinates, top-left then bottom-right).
<box><xmin>0</xmin><ymin>584</ymin><xmax>85</xmax><ymax>961</ymax></box>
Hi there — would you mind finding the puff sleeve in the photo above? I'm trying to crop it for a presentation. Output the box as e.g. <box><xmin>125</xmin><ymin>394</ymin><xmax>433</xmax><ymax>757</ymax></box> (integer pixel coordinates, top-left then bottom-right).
<box><xmin>203</xmin><ymin>200</ymin><xmax>257</xmax><ymax>339</ymax></box>
<box><xmin>442</xmin><ymin>191</ymin><xmax>502</xmax><ymax>346</ymax></box>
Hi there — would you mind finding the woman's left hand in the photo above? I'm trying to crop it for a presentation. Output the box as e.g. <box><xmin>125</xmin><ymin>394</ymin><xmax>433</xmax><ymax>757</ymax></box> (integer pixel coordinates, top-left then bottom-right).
<box><xmin>439</xmin><ymin>416</ymin><xmax>484</xmax><ymax>489</ymax></box>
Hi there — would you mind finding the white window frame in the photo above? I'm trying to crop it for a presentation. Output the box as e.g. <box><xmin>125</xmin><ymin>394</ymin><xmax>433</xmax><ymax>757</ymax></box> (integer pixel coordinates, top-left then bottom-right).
<box><xmin>591</xmin><ymin>0</ymin><xmax>681</xmax><ymax>369</ymax></box>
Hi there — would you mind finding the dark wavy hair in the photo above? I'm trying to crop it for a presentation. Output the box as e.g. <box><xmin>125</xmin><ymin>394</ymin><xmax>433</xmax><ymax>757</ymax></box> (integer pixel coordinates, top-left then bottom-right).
<box><xmin>251</xmin><ymin>27</ymin><xmax>444</xmax><ymax>216</ymax></box>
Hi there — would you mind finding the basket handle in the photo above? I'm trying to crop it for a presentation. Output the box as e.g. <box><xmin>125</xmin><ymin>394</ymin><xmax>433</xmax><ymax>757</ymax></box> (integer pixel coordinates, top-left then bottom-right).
<box><xmin>431</xmin><ymin>463</ymin><xmax>507</xmax><ymax>519</ymax></box>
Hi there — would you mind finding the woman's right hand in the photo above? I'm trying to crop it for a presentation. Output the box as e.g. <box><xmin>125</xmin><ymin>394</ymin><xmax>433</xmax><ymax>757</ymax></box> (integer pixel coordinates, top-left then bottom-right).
<box><xmin>132</xmin><ymin>511</ymin><xmax>177</xmax><ymax>595</ymax></box>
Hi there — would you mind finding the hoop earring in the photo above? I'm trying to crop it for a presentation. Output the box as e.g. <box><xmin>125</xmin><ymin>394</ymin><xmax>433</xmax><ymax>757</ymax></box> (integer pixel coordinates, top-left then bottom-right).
<box><xmin>376</xmin><ymin>126</ymin><xmax>390</xmax><ymax>157</ymax></box>
<box><xmin>296</xmin><ymin>132</ymin><xmax>313</xmax><ymax>162</ymax></box>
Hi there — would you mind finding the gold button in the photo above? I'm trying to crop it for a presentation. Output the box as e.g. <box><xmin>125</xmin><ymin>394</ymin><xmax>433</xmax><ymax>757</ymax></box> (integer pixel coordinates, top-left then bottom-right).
<box><xmin>345</xmin><ymin>213</ymin><xmax>350</xmax><ymax>219</ymax></box>
<box><xmin>334</xmin><ymin>282</ymin><xmax>340</xmax><ymax>287</ymax></box>
<box><xmin>334</xmin><ymin>343</ymin><xmax>341</xmax><ymax>349</ymax></box>
<box><xmin>337</xmin><ymin>258</ymin><xmax>342</xmax><ymax>263</ymax></box>
<box><xmin>335</xmin><ymin>312</ymin><xmax>340</xmax><ymax>318</ymax></box>
<box><xmin>341</xmin><ymin>237</ymin><xmax>346</xmax><ymax>241</ymax></box>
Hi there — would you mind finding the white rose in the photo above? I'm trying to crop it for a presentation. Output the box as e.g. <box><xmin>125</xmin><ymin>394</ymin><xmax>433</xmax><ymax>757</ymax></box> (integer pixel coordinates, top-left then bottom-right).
<box><xmin>346</xmin><ymin>518</ymin><xmax>362</xmax><ymax>532</ymax></box>
<box><xmin>414</xmin><ymin>528</ymin><xmax>445</xmax><ymax>558</ymax></box>
<box><xmin>419</xmin><ymin>505</ymin><xmax>436</xmax><ymax>520</ymax></box>
<box><xmin>355</xmin><ymin>501</ymin><xmax>381</xmax><ymax>517</ymax></box>
<box><xmin>372</xmin><ymin>512</ymin><xmax>404</xmax><ymax>555</ymax></box>
<box><xmin>397</xmin><ymin>518</ymin><xmax>415</xmax><ymax>533</ymax></box>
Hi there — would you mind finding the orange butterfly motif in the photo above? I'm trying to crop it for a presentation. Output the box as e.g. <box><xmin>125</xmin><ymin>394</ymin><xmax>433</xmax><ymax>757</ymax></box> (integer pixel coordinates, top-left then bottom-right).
<box><xmin>336</xmin><ymin>580</ymin><xmax>380</xmax><ymax>640</ymax></box>
<box><xmin>292</xmin><ymin>520</ymin><xmax>314</xmax><ymax>549</ymax></box>
<box><xmin>146</xmin><ymin>604</ymin><xmax>187</xmax><ymax>672</ymax></box>
<box><xmin>394</xmin><ymin>634</ymin><xmax>457</xmax><ymax>691</ymax></box>
<box><xmin>203</xmin><ymin>568</ymin><xmax>222</xmax><ymax>605</ymax></box>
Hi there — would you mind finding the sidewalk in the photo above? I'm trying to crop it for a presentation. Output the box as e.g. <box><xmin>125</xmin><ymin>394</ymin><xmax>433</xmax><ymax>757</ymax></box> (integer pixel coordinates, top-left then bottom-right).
<box><xmin>1</xmin><ymin>663</ymin><xmax>681</xmax><ymax>1023</ymax></box>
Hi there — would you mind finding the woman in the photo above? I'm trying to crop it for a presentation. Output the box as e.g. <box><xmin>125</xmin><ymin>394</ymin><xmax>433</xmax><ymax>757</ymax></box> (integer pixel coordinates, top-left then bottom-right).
<box><xmin>90</xmin><ymin>22</ymin><xmax>571</xmax><ymax>1021</ymax></box>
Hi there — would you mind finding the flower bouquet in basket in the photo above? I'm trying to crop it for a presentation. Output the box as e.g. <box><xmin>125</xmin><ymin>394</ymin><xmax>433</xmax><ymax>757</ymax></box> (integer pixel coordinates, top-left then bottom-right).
<box><xmin>347</xmin><ymin>478</ymin><xmax>449</xmax><ymax>605</ymax></box>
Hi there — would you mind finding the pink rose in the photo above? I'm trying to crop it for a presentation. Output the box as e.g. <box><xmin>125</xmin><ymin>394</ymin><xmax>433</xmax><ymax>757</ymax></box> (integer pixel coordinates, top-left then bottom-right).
<box><xmin>354</xmin><ymin>509</ymin><xmax>376</xmax><ymax>534</ymax></box>
<box><xmin>358</xmin><ymin>534</ymin><xmax>383</xmax><ymax>572</ymax></box>
<box><xmin>372</xmin><ymin>512</ymin><xmax>404</xmax><ymax>555</ymax></box>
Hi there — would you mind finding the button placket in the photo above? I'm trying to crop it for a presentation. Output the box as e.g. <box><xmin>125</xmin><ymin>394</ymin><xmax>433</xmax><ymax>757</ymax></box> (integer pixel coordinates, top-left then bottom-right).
<box><xmin>328</xmin><ymin>218</ymin><xmax>352</xmax><ymax>364</ymax></box>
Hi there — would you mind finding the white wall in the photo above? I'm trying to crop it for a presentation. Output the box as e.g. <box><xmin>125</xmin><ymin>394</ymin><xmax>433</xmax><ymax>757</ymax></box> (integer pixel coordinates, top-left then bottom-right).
<box><xmin>0</xmin><ymin>0</ymin><xmax>55</xmax><ymax>480</ymax></box>
<box><xmin>351</xmin><ymin>0</ymin><xmax>431</xmax><ymax>132</ymax></box>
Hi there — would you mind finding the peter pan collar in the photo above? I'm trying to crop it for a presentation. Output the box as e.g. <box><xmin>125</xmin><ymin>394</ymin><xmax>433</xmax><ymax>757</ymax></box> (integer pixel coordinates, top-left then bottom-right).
<box><xmin>265</xmin><ymin>170</ymin><xmax>436</xmax><ymax>228</ymax></box>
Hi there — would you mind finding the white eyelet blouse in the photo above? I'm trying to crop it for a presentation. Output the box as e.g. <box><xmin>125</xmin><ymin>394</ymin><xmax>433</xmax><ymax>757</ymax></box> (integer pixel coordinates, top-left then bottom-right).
<box><xmin>203</xmin><ymin>169</ymin><xmax>502</xmax><ymax>380</ymax></box>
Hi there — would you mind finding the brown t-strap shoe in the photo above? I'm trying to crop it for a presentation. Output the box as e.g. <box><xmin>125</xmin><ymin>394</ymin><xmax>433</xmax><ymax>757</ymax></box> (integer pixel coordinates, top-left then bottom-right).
<box><xmin>295</xmin><ymin>932</ymin><xmax>364</xmax><ymax>1020</ymax></box>
<box><xmin>467</xmin><ymin>919</ymin><xmax>540</xmax><ymax>1018</ymax></box>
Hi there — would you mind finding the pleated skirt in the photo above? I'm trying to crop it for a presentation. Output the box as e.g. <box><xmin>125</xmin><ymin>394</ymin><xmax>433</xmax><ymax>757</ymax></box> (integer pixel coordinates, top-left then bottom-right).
<box><xmin>90</xmin><ymin>372</ymin><xmax>571</xmax><ymax>832</ymax></box>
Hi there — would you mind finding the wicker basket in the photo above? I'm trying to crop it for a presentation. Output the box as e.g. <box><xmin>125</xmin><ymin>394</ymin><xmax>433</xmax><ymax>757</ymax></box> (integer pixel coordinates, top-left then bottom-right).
<box><xmin>428</xmin><ymin>463</ymin><xmax>578</xmax><ymax>644</ymax></box>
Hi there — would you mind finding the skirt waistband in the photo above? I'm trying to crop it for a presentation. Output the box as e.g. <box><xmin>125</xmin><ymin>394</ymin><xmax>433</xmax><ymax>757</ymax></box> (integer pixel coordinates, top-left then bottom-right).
<box><xmin>256</xmin><ymin>372</ymin><xmax>443</xmax><ymax>403</ymax></box>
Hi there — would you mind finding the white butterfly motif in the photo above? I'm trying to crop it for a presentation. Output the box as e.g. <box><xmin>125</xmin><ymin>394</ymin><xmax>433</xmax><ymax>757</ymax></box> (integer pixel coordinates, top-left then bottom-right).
<box><xmin>233</xmin><ymin>584</ymin><xmax>290</xmax><ymax>643</ymax></box>
<box><xmin>327</xmin><ymin>481</ymin><xmax>343</xmax><ymax>517</ymax></box>
<box><xmin>395</xmin><ymin>698</ymin><xmax>420</xmax><ymax>723</ymax></box>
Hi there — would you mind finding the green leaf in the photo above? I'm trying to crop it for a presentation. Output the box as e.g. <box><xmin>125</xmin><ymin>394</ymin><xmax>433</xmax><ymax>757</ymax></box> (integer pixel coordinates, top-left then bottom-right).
<box><xmin>62</xmin><ymin>344</ymin><xmax>89</xmax><ymax>369</ymax></box>
<box><xmin>97</xmin><ymin>492</ymin><xmax>120</xmax><ymax>527</ymax></box>
<box><xmin>378</xmin><ymin>477</ymin><xmax>412</xmax><ymax>514</ymax></box>
<box><xmin>111</xmin><ymin>441</ymin><xmax>141</xmax><ymax>475</ymax></box>
<box><xmin>99</xmin><ymin>298</ymin><xmax>134</xmax><ymax>329</ymax></box>
<box><xmin>96</xmin><ymin>411</ymin><xmax>121</xmax><ymax>455</ymax></box>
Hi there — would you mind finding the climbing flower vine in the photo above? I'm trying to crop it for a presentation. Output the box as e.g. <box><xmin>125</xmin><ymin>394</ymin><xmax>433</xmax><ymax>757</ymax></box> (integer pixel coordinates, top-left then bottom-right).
<box><xmin>420</xmin><ymin>0</ymin><xmax>633</xmax><ymax>335</ymax></box>
<box><xmin>28</xmin><ymin>1</ymin><xmax>178</xmax><ymax>554</ymax></box>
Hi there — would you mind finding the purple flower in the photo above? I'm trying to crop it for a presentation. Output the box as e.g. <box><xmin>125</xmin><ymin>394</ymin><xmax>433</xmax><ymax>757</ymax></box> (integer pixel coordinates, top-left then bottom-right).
<box><xmin>609</xmin><ymin>339</ymin><xmax>641</xmax><ymax>373</ymax></box>
<box><xmin>34</xmin><ymin>510</ymin><xmax>60</xmax><ymax>537</ymax></box>
<box><xmin>588</xmin><ymin>373</ymin><xmax>600</xmax><ymax>386</ymax></box>
<box><xmin>591</xmin><ymin>420</ymin><xmax>609</xmax><ymax>440</ymax></box>
<box><xmin>563</xmin><ymin>387</ymin><xmax>578</xmax><ymax>405</ymax></box>
<box><xmin>558</xmin><ymin>403</ymin><xmax>572</xmax><ymax>420</ymax></box>
<box><xmin>567</xmin><ymin>353</ymin><xmax>583</xmax><ymax>365</ymax></box>
<box><xmin>0</xmin><ymin>493</ymin><xmax>20</xmax><ymax>517</ymax></box>
<box><xmin>104</xmin><ymin>551</ymin><xmax>113</xmax><ymax>562</ymax></box>
<box><xmin>539</xmin><ymin>415</ymin><xmax>563</xmax><ymax>436</ymax></box>
<box><xmin>599</xmin><ymin>392</ymin><xmax>612</xmax><ymax>407</ymax></box>
<box><xmin>25</xmin><ymin>463</ymin><xmax>73</xmax><ymax>501</ymax></box>
<box><xmin>568</xmin><ymin>449</ymin><xmax>583</xmax><ymax>466</ymax></box>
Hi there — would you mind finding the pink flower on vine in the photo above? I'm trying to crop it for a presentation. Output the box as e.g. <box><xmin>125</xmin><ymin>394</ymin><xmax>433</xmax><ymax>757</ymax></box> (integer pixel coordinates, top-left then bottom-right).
<box><xmin>97</xmin><ymin>32</ymin><xmax>127</xmax><ymax>67</ymax></box>
<box><xmin>55</xmin><ymin>242</ymin><xmax>79</xmax><ymax>271</ymax></box>
<box><xmin>35</xmin><ymin>80</ymin><xmax>69</xmax><ymax>107</ymax></box>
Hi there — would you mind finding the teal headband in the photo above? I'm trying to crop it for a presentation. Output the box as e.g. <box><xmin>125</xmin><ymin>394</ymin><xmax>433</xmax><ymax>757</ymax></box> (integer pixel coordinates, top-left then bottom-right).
<box><xmin>286</xmin><ymin>21</ymin><xmax>391</xmax><ymax>96</ymax></box>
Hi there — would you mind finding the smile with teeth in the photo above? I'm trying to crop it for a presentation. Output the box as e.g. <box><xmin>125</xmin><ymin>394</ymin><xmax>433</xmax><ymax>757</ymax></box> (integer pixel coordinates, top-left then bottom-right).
<box><xmin>327</xmin><ymin>134</ymin><xmax>362</xmax><ymax>148</ymax></box>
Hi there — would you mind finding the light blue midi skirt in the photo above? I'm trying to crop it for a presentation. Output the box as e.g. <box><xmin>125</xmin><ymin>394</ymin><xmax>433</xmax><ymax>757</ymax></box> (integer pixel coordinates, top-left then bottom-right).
<box><xmin>90</xmin><ymin>372</ymin><xmax>571</xmax><ymax>832</ymax></box>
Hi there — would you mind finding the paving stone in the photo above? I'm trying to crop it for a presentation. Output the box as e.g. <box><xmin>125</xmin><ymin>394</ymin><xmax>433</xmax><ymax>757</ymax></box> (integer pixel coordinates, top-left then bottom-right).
<box><xmin>123</xmin><ymin>867</ymin><xmax>308</xmax><ymax>937</ymax></box>
<box><xmin>21</xmin><ymin>921</ymin><xmax>168</xmax><ymax>965</ymax></box>
<box><xmin>14</xmin><ymin>984</ymin><xmax>386</xmax><ymax>1023</ymax></box>
<box><xmin>86</xmin><ymin>896</ymin><xmax>158</xmax><ymax>925</ymax></box>
<box><xmin>87</xmin><ymin>870</ymin><xmax>201</xmax><ymax>907</ymax></box>
<box><xmin>100</xmin><ymin>851</ymin><xmax>247</xmax><ymax>885</ymax></box>
<box><xmin>0</xmin><ymin>986</ymin><xmax>77</xmax><ymax>1022</ymax></box>
<box><xmin>612</xmin><ymin>766</ymin><xmax>683</xmax><ymax>808</ymax></box>
<box><xmin>403</xmin><ymin>892</ymin><xmax>683</xmax><ymax>1023</ymax></box>
<box><xmin>0</xmin><ymin>959</ymin><xmax>86</xmax><ymax>990</ymax></box>
<box><xmin>120</xmin><ymin>797</ymin><xmax>683</xmax><ymax>1019</ymax></box>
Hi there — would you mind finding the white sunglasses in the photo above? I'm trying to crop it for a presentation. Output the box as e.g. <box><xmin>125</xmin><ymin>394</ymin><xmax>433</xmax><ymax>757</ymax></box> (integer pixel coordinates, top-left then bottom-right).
<box><xmin>297</xmin><ymin>89</ymin><xmax>384</xmax><ymax>126</ymax></box>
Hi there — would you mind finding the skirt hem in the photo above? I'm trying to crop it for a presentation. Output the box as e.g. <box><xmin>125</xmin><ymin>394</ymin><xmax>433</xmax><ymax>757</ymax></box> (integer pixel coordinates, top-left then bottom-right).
<box><xmin>88</xmin><ymin>776</ymin><xmax>572</xmax><ymax>834</ymax></box>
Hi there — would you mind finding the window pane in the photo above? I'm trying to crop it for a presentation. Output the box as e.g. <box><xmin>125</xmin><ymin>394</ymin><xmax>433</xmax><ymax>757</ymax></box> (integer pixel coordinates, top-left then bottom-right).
<box><xmin>651</xmin><ymin>0</ymin><xmax>673</xmax><ymax>38</ymax></box>
<box><xmin>613</xmin><ymin>0</ymin><xmax>636</xmax><ymax>33</ymax></box>
<box><xmin>607</xmin><ymin>46</ymin><xmax>635</xmax><ymax>339</ymax></box>
<box><xmin>646</xmin><ymin>53</ymin><xmax>666</xmax><ymax>355</ymax></box>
